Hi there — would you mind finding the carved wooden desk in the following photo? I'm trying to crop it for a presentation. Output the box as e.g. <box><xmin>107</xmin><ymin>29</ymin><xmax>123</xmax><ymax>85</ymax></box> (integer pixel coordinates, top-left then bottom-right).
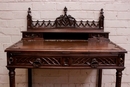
<box><xmin>5</xmin><ymin>7</ymin><xmax>127</xmax><ymax>87</ymax></box>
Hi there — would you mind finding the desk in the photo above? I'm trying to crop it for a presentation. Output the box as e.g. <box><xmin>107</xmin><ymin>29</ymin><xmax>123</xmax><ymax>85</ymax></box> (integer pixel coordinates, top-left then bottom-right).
<box><xmin>5</xmin><ymin>7</ymin><xmax>127</xmax><ymax>87</ymax></box>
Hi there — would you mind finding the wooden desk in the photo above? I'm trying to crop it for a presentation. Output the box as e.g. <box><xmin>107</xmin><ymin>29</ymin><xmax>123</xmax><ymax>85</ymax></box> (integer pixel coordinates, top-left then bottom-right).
<box><xmin>5</xmin><ymin>7</ymin><xmax>127</xmax><ymax>87</ymax></box>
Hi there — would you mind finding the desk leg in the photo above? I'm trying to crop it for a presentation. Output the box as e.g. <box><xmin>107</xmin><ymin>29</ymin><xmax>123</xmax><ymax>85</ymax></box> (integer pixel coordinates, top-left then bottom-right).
<box><xmin>8</xmin><ymin>68</ymin><xmax>15</xmax><ymax>87</ymax></box>
<box><xmin>28</xmin><ymin>69</ymin><xmax>32</xmax><ymax>87</ymax></box>
<box><xmin>97</xmin><ymin>69</ymin><xmax>102</xmax><ymax>87</ymax></box>
<box><xmin>116</xmin><ymin>69</ymin><xmax>124</xmax><ymax>87</ymax></box>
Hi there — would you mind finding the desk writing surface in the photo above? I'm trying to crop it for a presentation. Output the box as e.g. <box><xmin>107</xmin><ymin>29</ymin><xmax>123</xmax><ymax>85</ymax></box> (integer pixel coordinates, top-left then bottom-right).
<box><xmin>5</xmin><ymin>40</ymin><xmax>126</xmax><ymax>53</ymax></box>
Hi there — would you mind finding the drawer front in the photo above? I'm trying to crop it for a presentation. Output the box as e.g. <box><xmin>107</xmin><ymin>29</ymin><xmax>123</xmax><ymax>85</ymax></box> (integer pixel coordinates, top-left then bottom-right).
<box><xmin>70</xmin><ymin>56</ymin><xmax>117</xmax><ymax>67</ymax></box>
<box><xmin>7</xmin><ymin>52</ymin><xmax>124</xmax><ymax>68</ymax></box>
<box><xmin>14</xmin><ymin>56</ymin><xmax>62</xmax><ymax>67</ymax></box>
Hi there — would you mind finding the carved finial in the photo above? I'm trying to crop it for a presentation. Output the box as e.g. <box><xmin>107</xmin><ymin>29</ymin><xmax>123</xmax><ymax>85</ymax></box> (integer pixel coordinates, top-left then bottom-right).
<box><xmin>99</xmin><ymin>8</ymin><xmax>104</xmax><ymax>29</ymax></box>
<box><xmin>64</xmin><ymin>7</ymin><xmax>67</xmax><ymax>15</ymax></box>
<box><xmin>27</xmin><ymin>7</ymin><xmax>32</xmax><ymax>30</ymax></box>
<box><xmin>28</xmin><ymin>8</ymin><xmax>31</xmax><ymax>14</ymax></box>
<box><xmin>100</xmin><ymin>8</ymin><xmax>104</xmax><ymax>15</ymax></box>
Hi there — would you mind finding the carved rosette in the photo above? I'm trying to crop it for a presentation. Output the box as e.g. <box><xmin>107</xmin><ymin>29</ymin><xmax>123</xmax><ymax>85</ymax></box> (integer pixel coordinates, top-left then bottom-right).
<box><xmin>118</xmin><ymin>54</ymin><xmax>124</xmax><ymax>66</ymax></box>
<box><xmin>8</xmin><ymin>53</ymin><xmax>14</xmax><ymax>65</ymax></box>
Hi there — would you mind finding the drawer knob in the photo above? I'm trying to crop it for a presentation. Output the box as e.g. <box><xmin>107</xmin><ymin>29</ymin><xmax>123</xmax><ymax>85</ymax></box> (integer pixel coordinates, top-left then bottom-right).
<box><xmin>90</xmin><ymin>58</ymin><xmax>99</xmax><ymax>68</ymax></box>
<box><xmin>30</xmin><ymin>58</ymin><xmax>42</xmax><ymax>68</ymax></box>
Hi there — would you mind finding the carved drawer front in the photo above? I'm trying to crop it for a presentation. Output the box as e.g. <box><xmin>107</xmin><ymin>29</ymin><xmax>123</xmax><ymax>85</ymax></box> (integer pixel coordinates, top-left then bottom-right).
<box><xmin>15</xmin><ymin>56</ymin><xmax>62</xmax><ymax>67</ymax></box>
<box><xmin>7</xmin><ymin>52</ymin><xmax>123</xmax><ymax>68</ymax></box>
<box><xmin>70</xmin><ymin>56</ymin><xmax>117</xmax><ymax>68</ymax></box>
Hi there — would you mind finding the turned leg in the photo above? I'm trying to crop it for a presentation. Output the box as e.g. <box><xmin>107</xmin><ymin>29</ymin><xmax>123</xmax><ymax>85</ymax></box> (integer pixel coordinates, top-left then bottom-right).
<box><xmin>116</xmin><ymin>69</ymin><xmax>124</xmax><ymax>87</ymax></box>
<box><xmin>28</xmin><ymin>69</ymin><xmax>32</xmax><ymax>87</ymax></box>
<box><xmin>8</xmin><ymin>68</ymin><xmax>15</xmax><ymax>87</ymax></box>
<box><xmin>97</xmin><ymin>69</ymin><xmax>102</xmax><ymax>87</ymax></box>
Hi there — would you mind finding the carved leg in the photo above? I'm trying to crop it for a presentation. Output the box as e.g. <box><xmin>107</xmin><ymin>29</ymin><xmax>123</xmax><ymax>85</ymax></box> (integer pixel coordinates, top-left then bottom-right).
<box><xmin>97</xmin><ymin>69</ymin><xmax>102</xmax><ymax>87</ymax></box>
<box><xmin>116</xmin><ymin>69</ymin><xmax>124</xmax><ymax>87</ymax></box>
<box><xmin>28</xmin><ymin>69</ymin><xmax>32</xmax><ymax>87</ymax></box>
<box><xmin>8</xmin><ymin>68</ymin><xmax>15</xmax><ymax>87</ymax></box>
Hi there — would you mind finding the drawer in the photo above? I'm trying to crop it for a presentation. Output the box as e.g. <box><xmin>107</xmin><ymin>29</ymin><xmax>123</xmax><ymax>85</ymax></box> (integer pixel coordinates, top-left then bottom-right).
<box><xmin>7</xmin><ymin>52</ymin><xmax>124</xmax><ymax>68</ymax></box>
<box><xmin>70</xmin><ymin>56</ymin><xmax>117</xmax><ymax>67</ymax></box>
<box><xmin>14</xmin><ymin>56</ymin><xmax>62</xmax><ymax>67</ymax></box>
<box><xmin>8</xmin><ymin>56</ymin><xmax>119</xmax><ymax>68</ymax></box>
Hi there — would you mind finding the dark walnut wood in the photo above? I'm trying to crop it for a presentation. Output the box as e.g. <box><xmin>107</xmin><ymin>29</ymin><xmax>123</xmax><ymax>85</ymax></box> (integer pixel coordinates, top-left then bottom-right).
<box><xmin>27</xmin><ymin>7</ymin><xmax>104</xmax><ymax>30</ymax></box>
<box><xmin>5</xmin><ymin>7</ymin><xmax>127</xmax><ymax>87</ymax></box>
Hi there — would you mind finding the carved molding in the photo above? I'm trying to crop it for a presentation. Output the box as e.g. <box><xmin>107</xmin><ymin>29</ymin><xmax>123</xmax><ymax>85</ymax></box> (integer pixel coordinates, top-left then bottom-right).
<box><xmin>88</xmin><ymin>33</ymin><xmax>108</xmax><ymax>38</ymax></box>
<box><xmin>23</xmin><ymin>33</ymin><xmax>43</xmax><ymax>39</ymax></box>
<box><xmin>12</xmin><ymin>56</ymin><xmax>117</xmax><ymax>67</ymax></box>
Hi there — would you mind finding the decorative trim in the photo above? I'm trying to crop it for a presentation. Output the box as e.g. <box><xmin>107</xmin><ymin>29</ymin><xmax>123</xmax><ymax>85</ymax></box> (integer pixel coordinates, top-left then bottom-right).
<box><xmin>27</xmin><ymin>7</ymin><xmax>104</xmax><ymax>30</ymax></box>
<box><xmin>23</xmin><ymin>33</ymin><xmax>43</xmax><ymax>39</ymax></box>
<box><xmin>14</xmin><ymin>56</ymin><xmax>117</xmax><ymax>67</ymax></box>
<box><xmin>88</xmin><ymin>33</ymin><xmax>109</xmax><ymax>38</ymax></box>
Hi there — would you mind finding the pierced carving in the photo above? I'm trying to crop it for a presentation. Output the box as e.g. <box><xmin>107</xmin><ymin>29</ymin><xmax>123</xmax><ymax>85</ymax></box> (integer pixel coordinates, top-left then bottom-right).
<box><xmin>71</xmin><ymin>57</ymin><xmax>116</xmax><ymax>66</ymax></box>
<box><xmin>15</xmin><ymin>56</ymin><xmax>117</xmax><ymax>67</ymax></box>
<box><xmin>71</xmin><ymin>57</ymin><xmax>91</xmax><ymax>65</ymax></box>
<box><xmin>55</xmin><ymin>7</ymin><xmax>76</xmax><ymax>28</ymax></box>
<box><xmin>42</xmin><ymin>57</ymin><xmax>61</xmax><ymax>65</ymax></box>
<box><xmin>16</xmin><ymin>57</ymin><xmax>35</xmax><ymax>63</ymax></box>
<box><xmin>27</xmin><ymin>7</ymin><xmax>104</xmax><ymax>29</ymax></box>
<box><xmin>16</xmin><ymin>56</ymin><xmax>61</xmax><ymax>65</ymax></box>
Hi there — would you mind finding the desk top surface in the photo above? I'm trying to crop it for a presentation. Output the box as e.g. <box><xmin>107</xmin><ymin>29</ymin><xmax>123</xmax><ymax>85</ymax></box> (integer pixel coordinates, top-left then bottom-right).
<box><xmin>5</xmin><ymin>40</ymin><xmax>127</xmax><ymax>53</ymax></box>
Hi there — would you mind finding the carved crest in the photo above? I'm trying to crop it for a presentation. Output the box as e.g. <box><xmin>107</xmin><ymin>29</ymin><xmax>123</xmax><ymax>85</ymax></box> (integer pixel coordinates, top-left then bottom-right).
<box><xmin>55</xmin><ymin>7</ymin><xmax>76</xmax><ymax>28</ymax></box>
<box><xmin>27</xmin><ymin>7</ymin><xmax>104</xmax><ymax>30</ymax></box>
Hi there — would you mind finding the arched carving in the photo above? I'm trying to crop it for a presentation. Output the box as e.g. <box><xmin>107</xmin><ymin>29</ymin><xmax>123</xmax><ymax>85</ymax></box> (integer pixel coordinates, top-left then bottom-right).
<box><xmin>27</xmin><ymin>7</ymin><xmax>104</xmax><ymax>29</ymax></box>
<box><xmin>55</xmin><ymin>7</ymin><xmax>76</xmax><ymax>28</ymax></box>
